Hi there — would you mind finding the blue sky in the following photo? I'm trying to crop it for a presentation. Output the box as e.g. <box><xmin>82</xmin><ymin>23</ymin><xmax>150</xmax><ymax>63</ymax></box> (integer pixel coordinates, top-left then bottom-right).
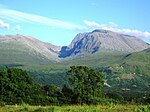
<box><xmin>0</xmin><ymin>0</ymin><xmax>150</xmax><ymax>45</ymax></box>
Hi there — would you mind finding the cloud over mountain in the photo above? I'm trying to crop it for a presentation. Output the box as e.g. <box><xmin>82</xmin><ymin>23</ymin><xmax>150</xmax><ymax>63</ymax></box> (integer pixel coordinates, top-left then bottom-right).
<box><xmin>83</xmin><ymin>20</ymin><xmax>150</xmax><ymax>38</ymax></box>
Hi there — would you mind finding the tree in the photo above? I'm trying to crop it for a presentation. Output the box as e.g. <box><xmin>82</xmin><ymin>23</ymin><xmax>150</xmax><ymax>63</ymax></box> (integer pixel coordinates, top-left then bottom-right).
<box><xmin>0</xmin><ymin>68</ymin><xmax>35</xmax><ymax>104</ymax></box>
<box><xmin>66</xmin><ymin>66</ymin><xmax>104</xmax><ymax>104</ymax></box>
<box><xmin>62</xmin><ymin>84</ymin><xmax>73</xmax><ymax>104</ymax></box>
<box><xmin>42</xmin><ymin>84</ymin><xmax>63</xmax><ymax>105</ymax></box>
<box><xmin>0</xmin><ymin>68</ymin><xmax>67</xmax><ymax>105</ymax></box>
<box><xmin>105</xmin><ymin>92</ymin><xmax>124</xmax><ymax>101</ymax></box>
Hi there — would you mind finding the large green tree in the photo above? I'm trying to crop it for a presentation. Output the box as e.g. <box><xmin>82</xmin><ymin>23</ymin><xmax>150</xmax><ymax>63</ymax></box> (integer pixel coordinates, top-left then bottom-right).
<box><xmin>0</xmin><ymin>68</ymin><xmax>34</xmax><ymax>104</ymax></box>
<box><xmin>66</xmin><ymin>66</ymin><xmax>104</xmax><ymax>104</ymax></box>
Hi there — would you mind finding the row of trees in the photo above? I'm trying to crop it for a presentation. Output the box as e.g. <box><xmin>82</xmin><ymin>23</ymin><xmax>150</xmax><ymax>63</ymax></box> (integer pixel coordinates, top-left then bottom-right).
<box><xmin>2</xmin><ymin>66</ymin><xmax>148</xmax><ymax>105</ymax></box>
<box><xmin>0</xmin><ymin>66</ymin><xmax>105</xmax><ymax>105</ymax></box>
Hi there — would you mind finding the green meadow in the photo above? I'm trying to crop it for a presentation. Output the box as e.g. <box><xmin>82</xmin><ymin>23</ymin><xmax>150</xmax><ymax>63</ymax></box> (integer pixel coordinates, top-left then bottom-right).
<box><xmin>1</xmin><ymin>104</ymin><xmax>149</xmax><ymax>112</ymax></box>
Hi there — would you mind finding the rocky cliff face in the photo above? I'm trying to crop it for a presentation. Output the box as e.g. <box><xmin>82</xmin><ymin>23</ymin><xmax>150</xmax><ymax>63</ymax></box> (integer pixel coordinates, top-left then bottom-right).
<box><xmin>59</xmin><ymin>30</ymin><xmax>149</xmax><ymax>58</ymax></box>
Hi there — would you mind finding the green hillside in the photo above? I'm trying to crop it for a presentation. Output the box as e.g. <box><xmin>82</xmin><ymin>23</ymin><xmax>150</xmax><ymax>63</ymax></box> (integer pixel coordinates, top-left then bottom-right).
<box><xmin>101</xmin><ymin>48</ymin><xmax>150</xmax><ymax>99</ymax></box>
<box><xmin>16</xmin><ymin>50</ymin><xmax>128</xmax><ymax>86</ymax></box>
<box><xmin>0</xmin><ymin>47</ymin><xmax>52</xmax><ymax>65</ymax></box>
<box><xmin>18</xmin><ymin>48</ymin><xmax>150</xmax><ymax>100</ymax></box>
<box><xmin>61</xmin><ymin>50</ymin><xmax>128</xmax><ymax>67</ymax></box>
<box><xmin>0</xmin><ymin>35</ymin><xmax>59</xmax><ymax>65</ymax></box>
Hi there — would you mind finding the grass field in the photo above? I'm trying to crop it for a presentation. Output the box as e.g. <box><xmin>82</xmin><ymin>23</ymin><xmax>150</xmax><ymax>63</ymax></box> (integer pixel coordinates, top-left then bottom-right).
<box><xmin>0</xmin><ymin>104</ymin><xmax>149</xmax><ymax>112</ymax></box>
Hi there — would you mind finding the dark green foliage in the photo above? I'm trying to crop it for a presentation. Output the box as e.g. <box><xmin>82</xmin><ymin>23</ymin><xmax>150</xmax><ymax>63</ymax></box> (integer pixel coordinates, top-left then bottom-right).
<box><xmin>66</xmin><ymin>66</ymin><xmax>104</xmax><ymax>104</ymax></box>
<box><xmin>0</xmin><ymin>66</ymin><xmax>108</xmax><ymax>105</ymax></box>
<box><xmin>143</xmin><ymin>94</ymin><xmax>150</xmax><ymax>104</ymax></box>
<box><xmin>105</xmin><ymin>92</ymin><xmax>124</xmax><ymax>101</ymax></box>
<box><xmin>0</xmin><ymin>68</ymin><xmax>61</xmax><ymax>105</ymax></box>
<box><xmin>1</xmin><ymin>66</ymin><xmax>150</xmax><ymax>106</ymax></box>
<box><xmin>42</xmin><ymin>84</ymin><xmax>64</xmax><ymax>105</ymax></box>
<box><xmin>29</xmin><ymin>70</ymin><xmax>67</xmax><ymax>87</ymax></box>
<box><xmin>0</xmin><ymin>68</ymin><xmax>33</xmax><ymax>104</ymax></box>
<box><xmin>62</xmin><ymin>85</ymin><xmax>73</xmax><ymax>104</ymax></box>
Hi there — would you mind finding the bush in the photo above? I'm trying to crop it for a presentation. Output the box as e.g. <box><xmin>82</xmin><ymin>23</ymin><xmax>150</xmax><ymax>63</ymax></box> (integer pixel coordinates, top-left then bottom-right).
<box><xmin>134</xmin><ymin>105</ymin><xmax>150</xmax><ymax>112</ymax></box>
<box><xmin>0</xmin><ymin>101</ymin><xmax>5</xmax><ymax>107</ymax></box>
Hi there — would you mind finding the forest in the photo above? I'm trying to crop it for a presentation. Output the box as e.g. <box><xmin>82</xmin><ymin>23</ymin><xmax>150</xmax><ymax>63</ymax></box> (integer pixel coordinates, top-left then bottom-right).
<box><xmin>1</xmin><ymin>66</ymin><xmax>150</xmax><ymax>107</ymax></box>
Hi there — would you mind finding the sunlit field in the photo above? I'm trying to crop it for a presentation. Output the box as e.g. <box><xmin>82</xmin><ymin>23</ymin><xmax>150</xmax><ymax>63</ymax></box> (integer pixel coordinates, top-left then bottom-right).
<box><xmin>1</xmin><ymin>104</ymin><xmax>150</xmax><ymax>112</ymax></box>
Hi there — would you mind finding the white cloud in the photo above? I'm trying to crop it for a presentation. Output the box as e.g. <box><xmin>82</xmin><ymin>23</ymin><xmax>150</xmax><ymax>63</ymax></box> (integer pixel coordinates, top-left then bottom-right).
<box><xmin>0</xmin><ymin>19</ymin><xmax>9</xmax><ymax>29</ymax></box>
<box><xmin>83</xmin><ymin>20</ymin><xmax>102</xmax><ymax>28</ymax></box>
<box><xmin>0</xmin><ymin>9</ymin><xmax>85</xmax><ymax>30</ymax></box>
<box><xmin>83</xmin><ymin>20</ymin><xmax>118</xmax><ymax>30</ymax></box>
<box><xmin>120</xmin><ymin>29</ymin><xmax>150</xmax><ymax>38</ymax></box>
<box><xmin>83</xmin><ymin>20</ymin><xmax>150</xmax><ymax>38</ymax></box>
<box><xmin>108</xmin><ymin>22</ymin><xmax>118</xmax><ymax>28</ymax></box>
<box><xmin>15</xmin><ymin>25</ymin><xmax>21</xmax><ymax>30</ymax></box>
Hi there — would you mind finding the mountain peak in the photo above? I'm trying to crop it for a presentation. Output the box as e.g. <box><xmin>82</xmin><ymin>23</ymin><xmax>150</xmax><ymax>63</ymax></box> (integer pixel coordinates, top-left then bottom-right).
<box><xmin>59</xmin><ymin>29</ymin><xmax>149</xmax><ymax>58</ymax></box>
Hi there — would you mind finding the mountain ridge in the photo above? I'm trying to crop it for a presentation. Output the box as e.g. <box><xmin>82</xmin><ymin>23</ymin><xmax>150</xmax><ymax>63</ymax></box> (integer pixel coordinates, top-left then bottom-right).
<box><xmin>59</xmin><ymin>29</ymin><xmax>149</xmax><ymax>58</ymax></box>
<box><xmin>0</xmin><ymin>34</ymin><xmax>60</xmax><ymax>64</ymax></box>
<box><xmin>0</xmin><ymin>29</ymin><xmax>149</xmax><ymax>64</ymax></box>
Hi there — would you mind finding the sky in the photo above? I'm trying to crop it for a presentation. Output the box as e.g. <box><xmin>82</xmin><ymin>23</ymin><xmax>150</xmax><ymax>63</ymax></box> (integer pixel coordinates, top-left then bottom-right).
<box><xmin>0</xmin><ymin>0</ymin><xmax>150</xmax><ymax>46</ymax></box>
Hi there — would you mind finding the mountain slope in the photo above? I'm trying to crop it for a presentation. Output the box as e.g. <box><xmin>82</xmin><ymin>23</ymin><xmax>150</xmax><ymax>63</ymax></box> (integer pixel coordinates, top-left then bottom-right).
<box><xmin>0</xmin><ymin>34</ymin><xmax>60</xmax><ymax>65</ymax></box>
<box><xmin>59</xmin><ymin>30</ymin><xmax>149</xmax><ymax>58</ymax></box>
<box><xmin>102</xmin><ymin>48</ymin><xmax>150</xmax><ymax>94</ymax></box>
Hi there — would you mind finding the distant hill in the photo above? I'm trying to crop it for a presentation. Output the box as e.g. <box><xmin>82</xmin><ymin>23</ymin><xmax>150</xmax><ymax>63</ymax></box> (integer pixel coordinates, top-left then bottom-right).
<box><xmin>0</xmin><ymin>34</ymin><xmax>60</xmax><ymax>65</ymax></box>
<box><xmin>59</xmin><ymin>30</ymin><xmax>149</xmax><ymax>57</ymax></box>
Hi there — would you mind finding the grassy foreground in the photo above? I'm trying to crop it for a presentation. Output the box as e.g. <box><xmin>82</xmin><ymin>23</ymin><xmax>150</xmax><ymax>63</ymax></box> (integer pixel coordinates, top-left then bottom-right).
<box><xmin>0</xmin><ymin>104</ymin><xmax>149</xmax><ymax>112</ymax></box>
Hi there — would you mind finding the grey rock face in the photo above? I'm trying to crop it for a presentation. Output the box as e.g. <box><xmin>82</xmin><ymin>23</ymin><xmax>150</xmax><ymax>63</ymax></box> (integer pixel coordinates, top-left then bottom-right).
<box><xmin>59</xmin><ymin>29</ymin><xmax>149</xmax><ymax>58</ymax></box>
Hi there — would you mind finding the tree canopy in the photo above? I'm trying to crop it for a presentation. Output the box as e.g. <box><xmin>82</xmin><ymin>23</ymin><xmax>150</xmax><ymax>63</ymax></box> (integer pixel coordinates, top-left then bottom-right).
<box><xmin>0</xmin><ymin>68</ymin><xmax>61</xmax><ymax>105</ymax></box>
<box><xmin>66</xmin><ymin>66</ymin><xmax>104</xmax><ymax>104</ymax></box>
<box><xmin>1</xmin><ymin>66</ymin><xmax>138</xmax><ymax>106</ymax></box>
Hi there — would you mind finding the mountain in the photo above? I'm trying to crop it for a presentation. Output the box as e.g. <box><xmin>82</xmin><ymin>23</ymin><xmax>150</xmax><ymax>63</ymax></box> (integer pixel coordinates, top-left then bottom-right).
<box><xmin>0</xmin><ymin>34</ymin><xmax>60</xmax><ymax>65</ymax></box>
<box><xmin>59</xmin><ymin>30</ymin><xmax>149</xmax><ymax>58</ymax></box>
<box><xmin>1</xmin><ymin>30</ymin><xmax>149</xmax><ymax>64</ymax></box>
